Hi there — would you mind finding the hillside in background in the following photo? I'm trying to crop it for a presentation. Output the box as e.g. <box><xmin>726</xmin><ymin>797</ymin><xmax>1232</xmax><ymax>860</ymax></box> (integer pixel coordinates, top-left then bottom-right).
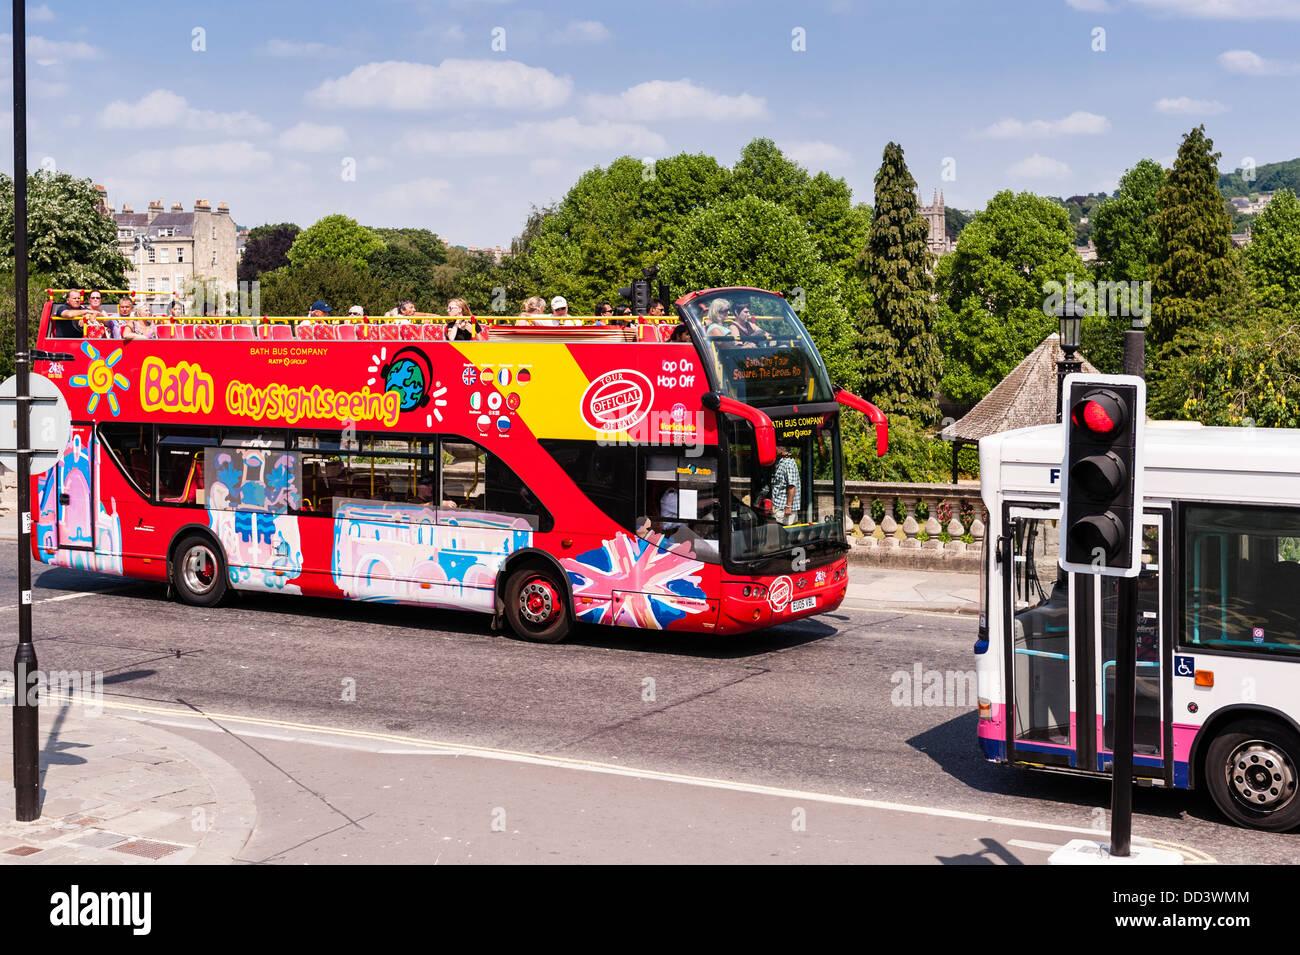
<box><xmin>1220</xmin><ymin>157</ymin><xmax>1300</xmax><ymax>197</ymax></box>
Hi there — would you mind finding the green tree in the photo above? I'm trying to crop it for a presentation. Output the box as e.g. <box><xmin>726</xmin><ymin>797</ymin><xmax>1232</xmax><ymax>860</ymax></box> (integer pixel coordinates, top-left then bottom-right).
<box><xmin>238</xmin><ymin>222</ymin><xmax>299</xmax><ymax>284</ymax></box>
<box><xmin>1149</xmin><ymin>308</ymin><xmax>1300</xmax><ymax>426</ymax></box>
<box><xmin>935</xmin><ymin>190</ymin><xmax>1085</xmax><ymax>405</ymax></box>
<box><xmin>0</xmin><ymin>171</ymin><xmax>129</xmax><ymax>288</ymax></box>
<box><xmin>287</xmin><ymin>214</ymin><xmax>384</xmax><ymax>270</ymax></box>
<box><xmin>1092</xmin><ymin>159</ymin><xmax>1165</xmax><ymax>283</ymax></box>
<box><xmin>430</xmin><ymin>247</ymin><xmax>511</xmax><ymax>316</ymax></box>
<box><xmin>0</xmin><ymin>269</ymin><xmax>55</xmax><ymax>379</ymax></box>
<box><xmin>257</xmin><ymin>259</ymin><xmax>398</xmax><ymax>317</ymax></box>
<box><xmin>368</xmin><ymin>227</ymin><xmax>448</xmax><ymax>301</ymax></box>
<box><xmin>729</xmin><ymin>138</ymin><xmax>808</xmax><ymax>206</ymax></box>
<box><xmin>1243</xmin><ymin>189</ymin><xmax>1300</xmax><ymax>309</ymax></box>
<box><xmin>857</xmin><ymin>142</ymin><xmax>940</xmax><ymax>423</ymax></box>
<box><xmin>660</xmin><ymin>195</ymin><xmax>858</xmax><ymax>392</ymax></box>
<box><xmin>1150</xmin><ymin>126</ymin><xmax>1237</xmax><ymax>346</ymax></box>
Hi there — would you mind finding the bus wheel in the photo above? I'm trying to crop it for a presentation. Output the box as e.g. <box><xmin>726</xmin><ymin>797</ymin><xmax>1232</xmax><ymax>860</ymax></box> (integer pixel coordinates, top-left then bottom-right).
<box><xmin>1205</xmin><ymin>720</ymin><xmax>1300</xmax><ymax>832</ymax></box>
<box><xmin>504</xmin><ymin>567</ymin><xmax>570</xmax><ymax>644</ymax></box>
<box><xmin>172</xmin><ymin>534</ymin><xmax>228</xmax><ymax>608</ymax></box>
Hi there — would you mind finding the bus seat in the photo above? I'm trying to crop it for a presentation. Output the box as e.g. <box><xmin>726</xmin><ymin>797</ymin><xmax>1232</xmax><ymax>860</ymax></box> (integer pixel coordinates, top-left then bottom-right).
<box><xmin>271</xmin><ymin>325</ymin><xmax>292</xmax><ymax>341</ymax></box>
<box><xmin>399</xmin><ymin>324</ymin><xmax>421</xmax><ymax>341</ymax></box>
<box><xmin>316</xmin><ymin>324</ymin><xmax>337</xmax><ymax>340</ymax></box>
<box><xmin>218</xmin><ymin>324</ymin><xmax>233</xmax><ymax>339</ymax></box>
<box><xmin>178</xmin><ymin>324</ymin><xmax>195</xmax><ymax>339</ymax></box>
<box><xmin>337</xmin><ymin>324</ymin><xmax>357</xmax><ymax>341</ymax></box>
<box><xmin>380</xmin><ymin>324</ymin><xmax>400</xmax><ymax>341</ymax></box>
<box><xmin>232</xmin><ymin>324</ymin><xmax>254</xmax><ymax>340</ymax></box>
<box><xmin>423</xmin><ymin>323</ymin><xmax>446</xmax><ymax>341</ymax></box>
<box><xmin>195</xmin><ymin>325</ymin><xmax>219</xmax><ymax>341</ymax></box>
<box><xmin>155</xmin><ymin>324</ymin><xmax>175</xmax><ymax>340</ymax></box>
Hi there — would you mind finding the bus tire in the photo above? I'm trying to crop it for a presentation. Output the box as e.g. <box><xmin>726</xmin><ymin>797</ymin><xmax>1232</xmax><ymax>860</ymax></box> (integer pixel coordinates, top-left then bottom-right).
<box><xmin>171</xmin><ymin>533</ymin><xmax>229</xmax><ymax>608</ymax></box>
<box><xmin>504</xmin><ymin>567</ymin><xmax>571</xmax><ymax>644</ymax></box>
<box><xmin>1204</xmin><ymin>719</ymin><xmax>1300</xmax><ymax>832</ymax></box>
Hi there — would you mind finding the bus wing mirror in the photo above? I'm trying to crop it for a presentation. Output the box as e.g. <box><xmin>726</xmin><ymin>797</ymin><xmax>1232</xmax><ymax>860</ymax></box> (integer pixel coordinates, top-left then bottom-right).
<box><xmin>835</xmin><ymin>388</ymin><xmax>888</xmax><ymax>457</ymax></box>
<box><xmin>702</xmin><ymin>392</ymin><xmax>776</xmax><ymax>467</ymax></box>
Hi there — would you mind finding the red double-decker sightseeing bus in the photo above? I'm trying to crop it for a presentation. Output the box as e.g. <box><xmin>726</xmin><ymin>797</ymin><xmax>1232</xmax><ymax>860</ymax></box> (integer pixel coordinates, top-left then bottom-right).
<box><xmin>29</xmin><ymin>286</ymin><xmax>885</xmax><ymax>642</ymax></box>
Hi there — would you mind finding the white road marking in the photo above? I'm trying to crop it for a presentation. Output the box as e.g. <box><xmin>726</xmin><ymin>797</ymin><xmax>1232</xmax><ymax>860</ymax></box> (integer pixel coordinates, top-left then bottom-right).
<box><xmin>56</xmin><ymin>692</ymin><xmax>1212</xmax><ymax>862</ymax></box>
<box><xmin>0</xmin><ymin>587</ymin><xmax>132</xmax><ymax>613</ymax></box>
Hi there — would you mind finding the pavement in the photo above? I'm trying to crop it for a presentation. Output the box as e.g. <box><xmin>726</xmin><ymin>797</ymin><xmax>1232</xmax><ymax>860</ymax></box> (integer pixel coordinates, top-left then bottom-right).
<box><xmin>0</xmin><ymin>472</ymin><xmax>1021</xmax><ymax>865</ymax></box>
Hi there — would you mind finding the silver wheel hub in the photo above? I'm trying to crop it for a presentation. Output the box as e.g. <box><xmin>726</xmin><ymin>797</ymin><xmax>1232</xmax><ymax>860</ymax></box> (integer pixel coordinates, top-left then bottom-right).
<box><xmin>519</xmin><ymin>581</ymin><xmax>556</xmax><ymax>626</ymax></box>
<box><xmin>1226</xmin><ymin>739</ymin><xmax>1297</xmax><ymax>812</ymax></box>
<box><xmin>181</xmin><ymin>545</ymin><xmax>218</xmax><ymax>595</ymax></box>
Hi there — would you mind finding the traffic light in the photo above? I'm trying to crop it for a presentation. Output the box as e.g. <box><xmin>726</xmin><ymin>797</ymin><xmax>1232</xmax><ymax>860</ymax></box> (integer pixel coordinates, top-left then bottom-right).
<box><xmin>618</xmin><ymin>267</ymin><xmax>658</xmax><ymax>315</ymax></box>
<box><xmin>1058</xmin><ymin>373</ymin><xmax>1146</xmax><ymax>577</ymax></box>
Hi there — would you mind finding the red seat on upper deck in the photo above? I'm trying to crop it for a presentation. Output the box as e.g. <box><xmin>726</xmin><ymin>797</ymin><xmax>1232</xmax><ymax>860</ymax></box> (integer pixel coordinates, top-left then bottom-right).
<box><xmin>232</xmin><ymin>325</ymin><xmax>254</xmax><ymax>340</ymax></box>
<box><xmin>155</xmin><ymin>324</ymin><xmax>175</xmax><ymax>340</ymax></box>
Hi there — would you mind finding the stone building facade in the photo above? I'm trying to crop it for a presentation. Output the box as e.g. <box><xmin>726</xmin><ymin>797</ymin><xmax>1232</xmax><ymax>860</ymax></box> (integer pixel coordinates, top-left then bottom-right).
<box><xmin>101</xmin><ymin>191</ymin><xmax>239</xmax><ymax>313</ymax></box>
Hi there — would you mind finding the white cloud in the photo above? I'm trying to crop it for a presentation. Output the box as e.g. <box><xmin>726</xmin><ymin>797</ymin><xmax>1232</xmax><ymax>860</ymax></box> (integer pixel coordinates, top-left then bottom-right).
<box><xmin>982</xmin><ymin>110</ymin><xmax>1110</xmax><ymax>138</ymax></box>
<box><xmin>307</xmin><ymin>59</ymin><xmax>572</xmax><ymax>111</ymax></box>
<box><xmin>97</xmin><ymin>89</ymin><xmax>271</xmax><ymax>136</ymax></box>
<box><xmin>1153</xmin><ymin>96</ymin><xmax>1229</xmax><ymax>115</ymax></box>
<box><xmin>585</xmin><ymin>79</ymin><xmax>768</xmax><ymax>122</ymax></box>
<box><xmin>1065</xmin><ymin>0</ymin><xmax>1113</xmax><ymax>10</ymax></box>
<box><xmin>1131</xmin><ymin>0</ymin><xmax>1300</xmax><ymax>17</ymax></box>
<box><xmin>401</xmin><ymin>117</ymin><xmax>666</xmax><ymax>155</ymax></box>
<box><xmin>376</xmin><ymin>177</ymin><xmax>455</xmax><ymax>208</ymax></box>
<box><xmin>30</xmin><ymin>5</ymin><xmax>55</xmax><ymax>22</ymax></box>
<box><xmin>779</xmin><ymin>141</ymin><xmax>851</xmax><ymax>167</ymax></box>
<box><xmin>443</xmin><ymin>25</ymin><xmax>467</xmax><ymax>43</ymax></box>
<box><xmin>550</xmin><ymin>20</ymin><xmax>612</xmax><ymax>44</ymax></box>
<box><xmin>276</xmin><ymin>122</ymin><xmax>349</xmax><ymax>151</ymax></box>
<box><xmin>0</xmin><ymin>34</ymin><xmax>98</xmax><ymax>67</ymax></box>
<box><xmin>1007</xmin><ymin>154</ymin><xmax>1073</xmax><ymax>179</ymax></box>
<box><xmin>259</xmin><ymin>39</ymin><xmax>342</xmax><ymax>57</ymax></box>
<box><xmin>1218</xmin><ymin>48</ymin><xmax>1300</xmax><ymax>74</ymax></box>
<box><xmin>128</xmin><ymin>141</ymin><xmax>274</xmax><ymax>176</ymax></box>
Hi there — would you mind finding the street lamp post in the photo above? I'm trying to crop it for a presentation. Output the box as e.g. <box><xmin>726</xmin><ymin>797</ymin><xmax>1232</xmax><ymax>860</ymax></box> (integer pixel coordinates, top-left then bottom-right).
<box><xmin>1055</xmin><ymin>303</ymin><xmax>1085</xmax><ymax>423</ymax></box>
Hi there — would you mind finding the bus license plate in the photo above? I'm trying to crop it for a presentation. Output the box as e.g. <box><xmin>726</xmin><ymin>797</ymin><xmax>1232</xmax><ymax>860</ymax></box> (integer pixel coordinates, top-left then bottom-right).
<box><xmin>791</xmin><ymin>596</ymin><xmax>816</xmax><ymax>612</ymax></box>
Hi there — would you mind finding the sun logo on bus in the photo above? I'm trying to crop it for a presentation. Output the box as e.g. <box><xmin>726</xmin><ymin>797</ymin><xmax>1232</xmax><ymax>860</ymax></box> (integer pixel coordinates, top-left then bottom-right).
<box><xmin>69</xmin><ymin>341</ymin><xmax>130</xmax><ymax>416</ymax></box>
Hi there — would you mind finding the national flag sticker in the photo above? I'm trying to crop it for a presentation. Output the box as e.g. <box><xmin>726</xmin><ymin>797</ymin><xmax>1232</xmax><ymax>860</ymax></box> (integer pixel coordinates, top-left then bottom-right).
<box><xmin>461</xmin><ymin>366</ymin><xmax>478</xmax><ymax>386</ymax></box>
<box><xmin>506</xmin><ymin>392</ymin><xmax>521</xmax><ymax>411</ymax></box>
<box><xmin>469</xmin><ymin>392</ymin><xmax>482</xmax><ymax>410</ymax></box>
<box><xmin>480</xmin><ymin>367</ymin><xmax>494</xmax><ymax>385</ymax></box>
<box><xmin>496</xmin><ymin>416</ymin><xmax>512</xmax><ymax>433</ymax></box>
<box><xmin>497</xmin><ymin>368</ymin><xmax>511</xmax><ymax>387</ymax></box>
<box><xmin>517</xmin><ymin>367</ymin><xmax>532</xmax><ymax>384</ymax></box>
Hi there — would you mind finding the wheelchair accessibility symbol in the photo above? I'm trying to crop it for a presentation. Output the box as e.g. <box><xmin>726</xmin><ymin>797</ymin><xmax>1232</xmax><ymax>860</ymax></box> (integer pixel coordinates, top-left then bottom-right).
<box><xmin>1174</xmin><ymin>655</ymin><xmax>1195</xmax><ymax>678</ymax></box>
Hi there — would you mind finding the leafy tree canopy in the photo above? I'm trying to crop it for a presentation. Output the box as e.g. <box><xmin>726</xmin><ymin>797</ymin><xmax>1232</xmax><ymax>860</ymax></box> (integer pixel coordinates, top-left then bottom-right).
<box><xmin>238</xmin><ymin>222</ymin><xmax>299</xmax><ymax>284</ymax></box>
<box><xmin>0</xmin><ymin>171</ymin><xmax>129</xmax><ymax>288</ymax></box>
<box><xmin>257</xmin><ymin>259</ymin><xmax>396</xmax><ymax>317</ymax></box>
<box><xmin>935</xmin><ymin>190</ymin><xmax>1085</xmax><ymax>405</ymax></box>
<box><xmin>287</xmin><ymin>214</ymin><xmax>384</xmax><ymax>270</ymax></box>
<box><xmin>1092</xmin><ymin>159</ymin><xmax>1165</xmax><ymax>283</ymax></box>
<box><xmin>367</xmin><ymin>227</ymin><xmax>449</xmax><ymax>297</ymax></box>
<box><xmin>1243</xmin><ymin>189</ymin><xmax>1300</xmax><ymax>310</ymax></box>
<box><xmin>1219</xmin><ymin>156</ymin><xmax>1300</xmax><ymax>197</ymax></box>
<box><xmin>661</xmin><ymin>195</ymin><xmax>859</xmax><ymax>392</ymax></box>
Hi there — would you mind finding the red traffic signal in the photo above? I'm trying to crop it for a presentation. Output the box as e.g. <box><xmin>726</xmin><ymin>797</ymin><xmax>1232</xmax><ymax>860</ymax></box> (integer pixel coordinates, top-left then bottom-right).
<box><xmin>1070</xmin><ymin>390</ymin><xmax>1127</xmax><ymax>437</ymax></box>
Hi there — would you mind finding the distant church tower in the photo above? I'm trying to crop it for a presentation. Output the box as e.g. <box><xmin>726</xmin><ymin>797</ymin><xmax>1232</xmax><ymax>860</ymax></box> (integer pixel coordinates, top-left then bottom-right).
<box><xmin>917</xmin><ymin>188</ymin><xmax>952</xmax><ymax>256</ymax></box>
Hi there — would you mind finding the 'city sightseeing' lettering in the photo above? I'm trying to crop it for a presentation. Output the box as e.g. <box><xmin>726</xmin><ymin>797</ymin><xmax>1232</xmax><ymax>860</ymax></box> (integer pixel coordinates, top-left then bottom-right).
<box><xmin>224</xmin><ymin>380</ymin><xmax>401</xmax><ymax>427</ymax></box>
<box><xmin>140</xmin><ymin>357</ymin><xmax>214</xmax><ymax>415</ymax></box>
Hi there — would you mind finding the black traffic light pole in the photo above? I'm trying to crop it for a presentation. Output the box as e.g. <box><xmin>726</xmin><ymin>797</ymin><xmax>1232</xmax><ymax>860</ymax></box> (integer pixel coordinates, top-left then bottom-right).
<box><xmin>11</xmin><ymin>0</ymin><xmax>41</xmax><ymax>822</ymax></box>
<box><xmin>1110</xmin><ymin>574</ymin><xmax>1138</xmax><ymax>856</ymax></box>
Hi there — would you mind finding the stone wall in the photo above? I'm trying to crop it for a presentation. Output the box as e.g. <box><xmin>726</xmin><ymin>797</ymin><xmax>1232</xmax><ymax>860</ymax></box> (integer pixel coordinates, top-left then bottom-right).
<box><xmin>816</xmin><ymin>480</ymin><xmax>987</xmax><ymax>571</ymax></box>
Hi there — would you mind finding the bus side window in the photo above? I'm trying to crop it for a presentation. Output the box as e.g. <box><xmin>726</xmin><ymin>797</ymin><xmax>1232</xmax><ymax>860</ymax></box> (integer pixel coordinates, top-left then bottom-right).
<box><xmin>441</xmin><ymin>441</ymin><xmax>486</xmax><ymax>510</ymax></box>
<box><xmin>99</xmin><ymin>423</ymin><xmax>154</xmax><ymax>497</ymax></box>
<box><xmin>157</xmin><ymin>427</ymin><xmax>217</xmax><ymax>506</ymax></box>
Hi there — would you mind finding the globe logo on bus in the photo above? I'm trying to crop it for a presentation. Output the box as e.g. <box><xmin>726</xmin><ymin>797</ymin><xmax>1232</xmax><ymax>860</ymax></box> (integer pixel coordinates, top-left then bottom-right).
<box><xmin>381</xmin><ymin>347</ymin><xmax>431</xmax><ymax>412</ymax></box>
<box><xmin>580</xmin><ymin>369</ymin><xmax>655</xmax><ymax>433</ymax></box>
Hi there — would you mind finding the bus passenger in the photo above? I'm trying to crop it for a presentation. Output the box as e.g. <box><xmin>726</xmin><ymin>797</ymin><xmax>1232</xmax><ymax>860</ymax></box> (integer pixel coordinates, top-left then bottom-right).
<box><xmin>594</xmin><ymin>302</ymin><xmax>613</xmax><ymax>325</ymax></box>
<box><xmin>51</xmin><ymin>289</ymin><xmax>95</xmax><ymax>337</ymax></box>
<box><xmin>385</xmin><ymin>299</ymin><xmax>417</xmax><ymax>321</ymax></box>
<box><xmin>347</xmin><ymin>305</ymin><xmax>365</xmax><ymax>319</ymax></box>
<box><xmin>169</xmin><ymin>300</ymin><xmax>185</xmax><ymax>320</ymax></box>
<box><xmin>517</xmin><ymin>296</ymin><xmax>546</xmax><ymax>326</ymax></box>
<box><xmin>549</xmin><ymin>295</ymin><xmax>579</xmax><ymax>326</ymax></box>
<box><xmin>705</xmin><ymin>299</ymin><xmax>735</xmax><ymax>339</ymax></box>
<box><xmin>647</xmin><ymin>301</ymin><xmax>666</xmax><ymax>317</ymax></box>
<box><xmin>121</xmin><ymin>305</ymin><xmax>154</xmax><ymax>341</ymax></box>
<box><xmin>446</xmin><ymin>298</ymin><xmax>479</xmax><ymax>340</ymax></box>
<box><xmin>106</xmin><ymin>297</ymin><xmax>134</xmax><ymax>338</ymax></box>
<box><xmin>668</xmin><ymin>324</ymin><xmax>691</xmax><ymax>343</ymax></box>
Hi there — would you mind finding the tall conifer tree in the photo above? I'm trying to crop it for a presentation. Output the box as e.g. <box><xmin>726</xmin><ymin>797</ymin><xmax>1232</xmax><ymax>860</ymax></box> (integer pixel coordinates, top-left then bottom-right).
<box><xmin>858</xmin><ymin>142</ymin><xmax>941</xmax><ymax>423</ymax></box>
<box><xmin>1150</xmin><ymin>126</ymin><xmax>1235</xmax><ymax>345</ymax></box>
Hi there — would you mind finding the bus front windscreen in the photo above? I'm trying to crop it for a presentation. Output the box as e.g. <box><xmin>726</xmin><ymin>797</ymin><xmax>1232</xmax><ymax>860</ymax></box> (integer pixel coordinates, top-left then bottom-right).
<box><xmin>725</xmin><ymin>412</ymin><xmax>845</xmax><ymax>568</ymax></box>
<box><xmin>683</xmin><ymin>289</ymin><xmax>834</xmax><ymax>407</ymax></box>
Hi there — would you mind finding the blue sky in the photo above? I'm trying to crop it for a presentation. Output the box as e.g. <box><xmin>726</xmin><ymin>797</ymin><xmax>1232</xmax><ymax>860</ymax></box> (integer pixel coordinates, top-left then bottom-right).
<box><xmin>4</xmin><ymin>0</ymin><xmax>1299</xmax><ymax>246</ymax></box>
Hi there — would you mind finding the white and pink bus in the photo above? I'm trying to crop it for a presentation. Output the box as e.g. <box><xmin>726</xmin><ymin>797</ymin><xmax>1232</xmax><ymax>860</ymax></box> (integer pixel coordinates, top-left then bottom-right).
<box><xmin>976</xmin><ymin>420</ymin><xmax>1300</xmax><ymax>831</ymax></box>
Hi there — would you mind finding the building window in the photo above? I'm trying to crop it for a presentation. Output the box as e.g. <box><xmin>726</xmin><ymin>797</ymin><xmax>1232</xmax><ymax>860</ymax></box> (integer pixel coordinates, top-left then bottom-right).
<box><xmin>160</xmin><ymin>278</ymin><xmax>170</xmax><ymax>293</ymax></box>
<box><xmin>117</xmin><ymin>228</ymin><xmax>133</xmax><ymax>240</ymax></box>
<box><xmin>128</xmin><ymin>278</ymin><xmax>137</xmax><ymax>291</ymax></box>
<box><xmin>176</xmin><ymin>248</ymin><xmax>184</xmax><ymax>263</ymax></box>
<box><xmin>211</xmin><ymin>251</ymin><xmax>217</xmax><ymax>266</ymax></box>
<box><xmin>147</xmin><ymin>278</ymin><xmax>156</xmax><ymax>292</ymax></box>
<box><xmin>211</xmin><ymin>226</ymin><xmax>216</xmax><ymax>240</ymax></box>
<box><xmin>147</xmin><ymin>247</ymin><xmax>156</xmax><ymax>263</ymax></box>
<box><xmin>158</xmin><ymin>249</ymin><xmax>169</xmax><ymax>264</ymax></box>
<box><xmin>157</xmin><ymin>227</ymin><xmax>174</xmax><ymax>238</ymax></box>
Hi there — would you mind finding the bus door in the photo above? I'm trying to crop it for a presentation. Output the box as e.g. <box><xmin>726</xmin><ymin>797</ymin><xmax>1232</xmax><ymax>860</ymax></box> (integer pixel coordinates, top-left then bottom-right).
<box><xmin>1005</xmin><ymin>506</ymin><xmax>1076</xmax><ymax>768</ymax></box>
<box><xmin>1083</xmin><ymin>514</ymin><xmax>1171</xmax><ymax>783</ymax></box>
<box><xmin>56</xmin><ymin>425</ymin><xmax>96</xmax><ymax>553</ymax></box>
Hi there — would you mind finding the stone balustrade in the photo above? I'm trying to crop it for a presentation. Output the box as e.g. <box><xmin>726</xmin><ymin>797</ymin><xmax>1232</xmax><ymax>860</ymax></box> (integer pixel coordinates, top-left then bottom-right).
<box><xmin>813</xmin><ymin>480</ymin><xmax>987</xmax><ymax>569</ymax></box>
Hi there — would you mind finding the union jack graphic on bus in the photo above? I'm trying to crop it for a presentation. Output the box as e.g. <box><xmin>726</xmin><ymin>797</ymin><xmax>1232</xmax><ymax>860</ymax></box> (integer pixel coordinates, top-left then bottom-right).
<box><xmin>563</xmin><ymin>533</ymin><xmax>709</xmax><ymax>629</ymax></box>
